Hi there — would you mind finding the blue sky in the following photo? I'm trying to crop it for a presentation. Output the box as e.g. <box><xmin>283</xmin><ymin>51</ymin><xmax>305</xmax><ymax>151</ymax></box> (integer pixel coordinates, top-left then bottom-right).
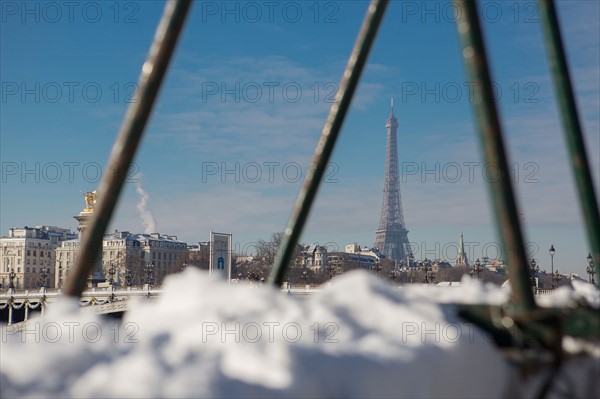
<box><xmin>1</xmin><ymin>1</ymin><xmax>598</xmax><ymax>275</ymax></box>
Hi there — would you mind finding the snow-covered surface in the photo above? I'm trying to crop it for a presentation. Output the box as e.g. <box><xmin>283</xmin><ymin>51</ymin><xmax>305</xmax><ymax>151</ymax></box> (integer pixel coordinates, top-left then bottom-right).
<box><xmin>541</xmin><ymin>279</ymin><xmax>600</xmax><ymax>308</ymax></box>
<box><xmin>1</xmin><ymin>270</ymin><xmax>598</xmax><ymax>398</ymax></box>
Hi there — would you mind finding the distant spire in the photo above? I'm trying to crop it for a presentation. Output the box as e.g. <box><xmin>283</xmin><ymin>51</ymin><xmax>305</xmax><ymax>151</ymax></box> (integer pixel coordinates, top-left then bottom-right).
<box><xmin>387</xmin><ymin>97</ymin><xmax>398</xmax><ymax>127</ymax></box>
<box><xmin>456</xmin><ymin>232</ymin><xmax>469</xmax><ymax>267</ymax></box>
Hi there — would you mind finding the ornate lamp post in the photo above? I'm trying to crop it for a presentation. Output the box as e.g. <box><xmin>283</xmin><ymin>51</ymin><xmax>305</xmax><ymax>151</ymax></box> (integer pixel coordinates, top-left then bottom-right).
<box><xmin>302</xmin><ymin>270</ymin><xmax>308</xmax><ymax>285</ymax></box>
<box><xmin>552</xmin><ymin>269</ymin><xmax>561</xmax><ymax>288</ymax></box>
<box><xmin>529</xmin><ymin>259</ymin><xmax>539</xmax><ymax>292</ymax></box>
<box><xmin>471</xmin><ymin>258</ymin><xmax>484</xmax><ymax>279</ymax></box>
<box><xmin>587</xmin><ymin>253</ymin><xmax>596</xmax><ymax>285</ymax></box>
<box><xmin>8</xmin><ymin>267</ymin><xmax>16</xmax><ymax>289</ymax></box>
<box><xmin>58</xmin><ymin>264</ymin><xmax>63</xmax><ymax>289</ymax></box>
<box><xmin>144</xmin><ymin>262</ymin><xmax>154</xmax><ymax>286</ymax></box>
<box><xmin>107</xmin><ymin>262</ymin><xmax>116</xmax><ymax>286</ymax></box>
<box><xmin>40</xmin><ymin>267</ymin><xmax>49</xmax><ymax>289</ymax></box>
<box><xmin>549</xmin><ymin>244</ymin><xmax>556</xmax><ymax>288</ymax></box>
<box><xmin>124</xmin><ymin>267</ymin><xmax>134</xmax><ymax>287</ymax></box>
<box><xmin>181</xmin><ymin>261</ymin><xmax>188</xmax><ymax>272</ymax></box>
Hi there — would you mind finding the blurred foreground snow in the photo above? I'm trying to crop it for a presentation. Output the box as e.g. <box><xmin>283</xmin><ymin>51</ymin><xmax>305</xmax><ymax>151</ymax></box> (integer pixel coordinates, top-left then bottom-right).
<box><xmin>1</xmin><ymin>270</ymin><xmax>598</xmax><ymax>398</ymax></box>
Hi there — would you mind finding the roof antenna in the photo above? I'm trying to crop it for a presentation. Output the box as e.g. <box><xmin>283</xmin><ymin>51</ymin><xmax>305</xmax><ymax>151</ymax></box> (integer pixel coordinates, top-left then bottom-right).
<box><xmin>391</xmin><ymin>96</ymin><xmax>394</xmax><ymax>113</ymax></box>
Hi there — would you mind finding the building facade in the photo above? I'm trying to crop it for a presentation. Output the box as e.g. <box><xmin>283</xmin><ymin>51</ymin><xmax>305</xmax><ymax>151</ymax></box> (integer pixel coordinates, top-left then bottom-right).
<box><xmin>57</xmin><ymin>231</ymin><xmax>189</xmax><ymax>287</ymax></box>
<box><xmin>300</xmin><ymin>244</ymin><xmax>328</xmax><ymax>273</ymax></box>
<box><xmin>1</xmin><ymin>226</ymin><xmax>75</xmax><ymax>289</ymax></box>
<box><xmin>136</xmin><ymin>233</ymin><xmax>188</xmax><ymax>284</ymax></box>
<box><xmin>327</xmin><ymin>252</ymin><xmax>379</xmax><ymax>274</ymax></box>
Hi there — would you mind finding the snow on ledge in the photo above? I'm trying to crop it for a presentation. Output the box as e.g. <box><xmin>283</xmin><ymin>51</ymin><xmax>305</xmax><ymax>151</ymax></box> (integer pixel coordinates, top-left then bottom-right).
<box><xmin>1</xmin><ymin>269</ymin><xmax>597</xmax><ymax>398</ymax></box>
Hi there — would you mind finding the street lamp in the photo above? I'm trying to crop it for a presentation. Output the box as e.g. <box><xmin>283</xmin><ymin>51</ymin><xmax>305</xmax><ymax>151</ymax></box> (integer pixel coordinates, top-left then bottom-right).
<box><xmin>529</xmin><ymin>259</ymin><xmax>539</xmax><ymax>291</ymax></box>
<box><xmin>549</xmin><ymin>244</ymin><xmax>556</xmax><ymax>289</ymax></box>
<box><xmin>181</xmin><ymin>261</ymin><xmax>188</xmax><ymax>272</ymax></box>
<box><xmin>423</xmin><ymin>260</ymin><xmax>434</xmax><ymax>284</ymax></box>
<box><xmin>124</xmin><ymin>267</ymin><xmax>134</xmax><ymax>287</ymax></box>
<box><xmin>586</xmin><ymin>253</ymin><xmax>596</xmax><ymax>285</ymax></box>
<box><xmin>107</xmin><ymin>262</ymin><xmax>116</xmax><ymax>286</ymax></box>
<box><xmin>552</xmin><ymin>269</ymin><xmax>561</xmax><ymax>288</ymax></box>
<box><xmin>471</xmin><ymin>258</ymin><xmax>483</xmax><ymax>279</ymax></box>
<box><xmin>58</xmin><ymin>264</ymin><xmax>63</xmax><ymax>289</ymax></box>
<box><xmin>302</xmin><ymin>270</ymin><xmax>308</xmax><ymax>285</ymax></box>
<box><xmin>145</xmin><ymin>262</ymin><xmax>154</xmax><ymax>286</ymax></box>
<box><xmin>8</xmin><ymin>267</ymin><xmax>16</xmax><ymax>289</ymax></box>
<box><xmin>40</xmin><ymin>267</ymin><xmax>49</xmax><ymax>289</ymax></box>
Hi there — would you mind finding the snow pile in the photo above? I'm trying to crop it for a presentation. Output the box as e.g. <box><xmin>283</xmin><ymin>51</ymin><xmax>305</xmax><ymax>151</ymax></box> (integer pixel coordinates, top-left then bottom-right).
<box><xmin>536</xmin><ymin>279</ymin><xmax>600</xmax><ymax>308</ymax></box>
<box><xmin>1</xmin><ymin>270</ymin><xmax>597</xmax><ymax>398</ymax></box>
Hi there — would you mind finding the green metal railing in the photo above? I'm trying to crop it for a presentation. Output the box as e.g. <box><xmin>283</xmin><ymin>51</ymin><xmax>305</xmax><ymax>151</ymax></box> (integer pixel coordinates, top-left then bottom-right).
<box><xmin>454</xmin><ymin>0</ymin><xmax>536</xmax><ymax>314</ymax></box>
<box><xmin>63</xmin><ymin>0</ymin><xmax>598</xmax><ymax>358</ymax></box>
<box><xmin>268</xmin><ymin>0</ymin><xmax>389</xmax><ymax>286</ymax></box>
<box><xmin>538</xmin><ymin>0</ymin><xmax>600</xmax><ymax>283</ymax></box>
<box><xmin>64</xmin><ymin>0</ymin><xmax>192</xmax><ymax>297</ymax></box>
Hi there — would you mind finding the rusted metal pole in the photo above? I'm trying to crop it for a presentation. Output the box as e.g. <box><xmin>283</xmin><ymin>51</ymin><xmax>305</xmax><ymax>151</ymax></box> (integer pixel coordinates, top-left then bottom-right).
<box><xmin>64</xmin><ymin>0</ymin><xmax>192</xmax><ymax>298</ymax></box>
<box><xmin>454</xmin><ymin>0</ymin><xmax>536</xmax><ymax>312</ymax></box>
<box><xmin>538</xmin><ymin>0</ymin><xmax>600</xmax><ymax>287</ymax></box>
<box><xmin>268</xmin><ymin>0</ymin><xmax>389</xmax><ymax>286</ymax></box>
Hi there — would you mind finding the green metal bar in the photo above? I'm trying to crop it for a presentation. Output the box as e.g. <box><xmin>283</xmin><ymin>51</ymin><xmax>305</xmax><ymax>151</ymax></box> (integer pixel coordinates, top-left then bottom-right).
<box><xmin>538</xmin><ymin>0</ymin><xmax>600</xmax><ymax>287</ymax></box>
<box><xmin>64</xmin><ymin>0</ymin><xmax>192</xmax><ymax>298</ymax></box>
<box><xmin>268</xmin><ymin>0</ymin><xmax>389</xmax><ymax>287</ymax></box>
<box><xmin>454</xmin><ymin>0</ymin><xmax>536</xmax><ymax>312</ymax></box>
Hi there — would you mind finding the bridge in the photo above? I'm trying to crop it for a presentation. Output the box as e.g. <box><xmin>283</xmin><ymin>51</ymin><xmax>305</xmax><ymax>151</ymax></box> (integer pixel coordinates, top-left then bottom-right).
<box><xmin>2</xmin><ymin>283</ymin><xmax>561</xmax><ymax>327</ymax></box>
<box><xmin>0</xmin><ymin>283</ymin><xmax>319</xmax><ymax>326</ymax></box>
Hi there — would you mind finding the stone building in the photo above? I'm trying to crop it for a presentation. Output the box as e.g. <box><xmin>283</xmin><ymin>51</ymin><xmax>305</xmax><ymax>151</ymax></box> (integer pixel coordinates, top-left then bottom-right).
<box><xmin>0</xmin><ymin>226</ymin><xmax>75</xmax><ymax>289</ymax></box>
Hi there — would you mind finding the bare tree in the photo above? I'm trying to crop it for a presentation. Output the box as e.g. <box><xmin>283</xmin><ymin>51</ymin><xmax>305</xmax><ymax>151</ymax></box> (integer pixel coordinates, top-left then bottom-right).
<box><xmin>189</xmin><ymin>249</ymin><xmax>209</xmax><ymax>270</ymax></box>
<box><xmin>256</xmin><ymin>232</ymin><xmax>284</xmax><ymax>265</ymax></box>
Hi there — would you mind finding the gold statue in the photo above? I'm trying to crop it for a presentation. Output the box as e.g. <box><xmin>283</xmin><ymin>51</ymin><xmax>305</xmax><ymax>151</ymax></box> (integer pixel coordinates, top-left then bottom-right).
<box><xmin>81</xmin><ymin>190</ymin><xmax>97</xmax><ymax>213</ymax></box>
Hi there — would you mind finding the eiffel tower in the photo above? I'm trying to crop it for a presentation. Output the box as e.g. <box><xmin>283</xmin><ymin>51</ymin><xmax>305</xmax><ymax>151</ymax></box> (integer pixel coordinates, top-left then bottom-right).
<box><xmin>374</xmin><ymin>99</ymin><xmax>411</xmax><ymax>263</ymax></box>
